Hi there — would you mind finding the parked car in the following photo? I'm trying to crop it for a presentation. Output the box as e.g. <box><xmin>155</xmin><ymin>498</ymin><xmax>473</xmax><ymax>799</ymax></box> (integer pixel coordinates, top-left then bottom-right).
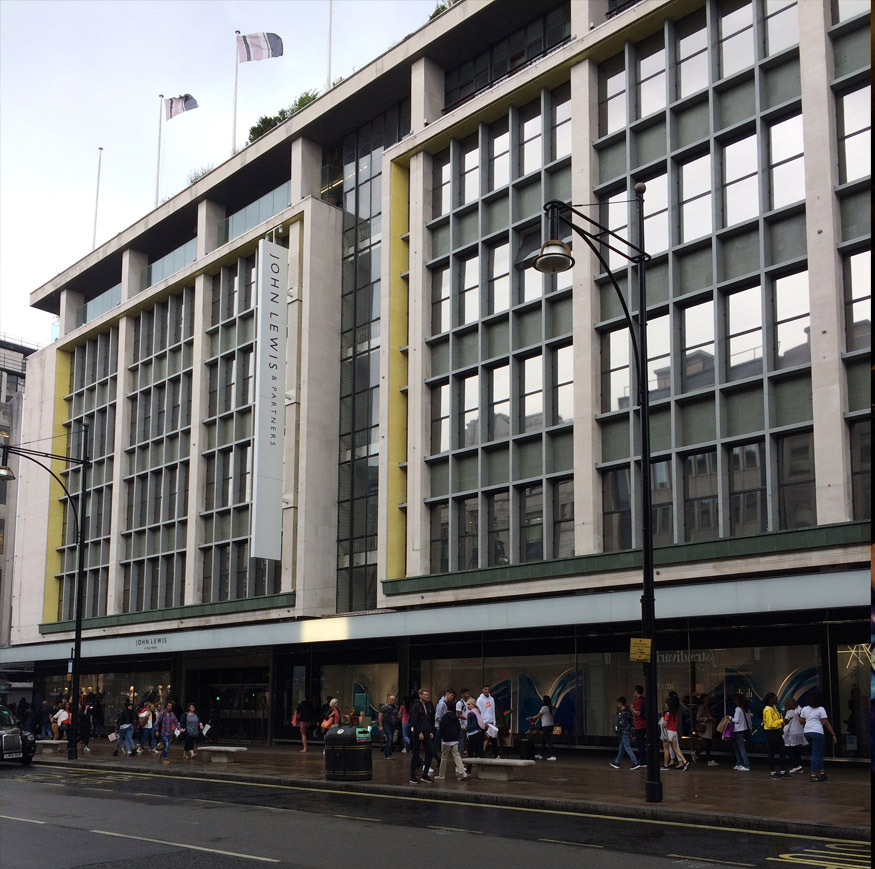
<box><xmin>0</xmin><ymin>707</ymin><xmax>36</xmax><ymax>765</ymax></box>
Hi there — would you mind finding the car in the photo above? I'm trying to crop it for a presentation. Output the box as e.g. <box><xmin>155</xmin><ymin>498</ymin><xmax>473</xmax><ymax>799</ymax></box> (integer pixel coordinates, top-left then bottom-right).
<box><xmin>0</xmin><ymin>707</ymin><xmax>36</xmax><ymax>765</ymax></box>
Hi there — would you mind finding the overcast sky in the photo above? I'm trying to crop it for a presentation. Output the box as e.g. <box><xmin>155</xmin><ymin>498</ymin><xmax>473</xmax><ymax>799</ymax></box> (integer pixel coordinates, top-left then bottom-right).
<box><xmin>0</xmin><ymin>0</ymin><xmax>436</xmax><ymax>347</ymax></box>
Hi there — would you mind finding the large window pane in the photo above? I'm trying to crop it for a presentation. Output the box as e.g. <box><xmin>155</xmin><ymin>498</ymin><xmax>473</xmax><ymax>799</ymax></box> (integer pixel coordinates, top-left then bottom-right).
<box><xmin>603</xmin><ymin>467</ymin><xmax>631</xmax><ymax>551</ymax></box>
<box><xmin>727</xmin><ymin>286</ymin><xmax>763</xmax><ymax>380</ymax></box>
<box><xmin>684</xmin><ymin>450</ymin><xmax>718</xmax><ymax>541</ymax></box>
<box><xmin>774</xmin><ymin>271</ymin><xmax>810</xmax><ymax>368</ymax></box>
<box><xmin>682</xmin><ymin>300</ymin><xmax>715</xmax><ymax>390</ymax></box>
<box><xmin>777</xmin><ymin>432</ymin><xmax>816</xmax><ymax>529</ymax></box>
<box><xmin>730</xmin><ymin>442</ymin><xmax>767</xmax><ymax>536</ymax></box>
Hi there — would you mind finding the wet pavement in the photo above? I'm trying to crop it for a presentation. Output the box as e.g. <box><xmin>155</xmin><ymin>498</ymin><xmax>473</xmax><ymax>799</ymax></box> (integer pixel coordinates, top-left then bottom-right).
<box><xmin>27</xmin><ymin>737</ymin><xmax>870</xmax><ymax>840</ymax></box>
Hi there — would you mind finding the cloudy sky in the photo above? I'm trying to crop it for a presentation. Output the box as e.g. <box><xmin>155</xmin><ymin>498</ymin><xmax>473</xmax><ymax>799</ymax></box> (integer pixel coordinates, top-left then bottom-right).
<box><xmin>0</xmin><ymin>0</ymin><xmax>436</xmax><ymax>346</ymax></box>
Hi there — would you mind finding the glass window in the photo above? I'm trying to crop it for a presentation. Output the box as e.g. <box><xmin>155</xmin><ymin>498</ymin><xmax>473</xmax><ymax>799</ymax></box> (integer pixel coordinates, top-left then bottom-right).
<box><xmin>521</xmin><ymin>354</ymin><xmax>543</xmax><ymax>432</ymax></box>
<box><xmin>519</xmin><ymin>100</ymin><xmax>543</xmax><ymax>176</ymax></box>
<box><xmin>602</xmin><ymin>328</ymin><xmax>630</xmax><ymax>412</ymax></box>
<box><xmin>603</xmin><ymin>467</ymin><xmax>632</xmax><ymax>551</ymax></box>
<box><xmin>729</xmin><ymin>442</ymin><xmax>767</xmax><ymax>536</ymax></box>
<box><xmin>642</xmin><ymin>171</ymin><xmax>669</xmax><ymax>254</ymax></box>
<box><xmin>520</xmin><ymin>484</ymin><xmax>544</xmax><ymax>562</ymax></box>
<box><xmin>723</xmin><ymin>133</ymin><xmax>759</xmax><ymax>227</ymax></box>
<box><xmin>602</xmin><ymin>189</ymin><xmax>630</xmax><ymax>270</ymax></box>
<box><xmin>459</xmin><ymin>495</ymin><xmax>479</xmax><ymax>569</ymax></box>
<box><xmin>682</xmin><ymin>299</ymin><xmax>715</xmax><ymax>391</ymax></box>
<box><xmin>844</xmin><ymin>249</ymin><xmax>871</xmax><ymax>350</ymax></box>
<box><xmin>637</xmin><ymin>33</ymin><xmax>666</xmax><ymax>119</ymax></box>
<box><xmin>489</xmin><ymin>242</ymin><xmax>510</xmax><ymax>314</ymax></box>
<box><xmin>459</xmin><ymin>254</ymin><xmax>480</xmax><ymax>325</ymax></box>
<box><xmin>777</xmin><ymin>432</ymin><xmax>816</xmax><ymax>529</ymax></box>
<box><xmin>680</xmin><ymin>154</ymin><xmax>712</xmax><ymax>242</ymax></box>
<box><xmin>774</xmin><ymin>271</ymin><xmax>810</xmax><ymax>368</ymax></box>
<box><xmin>429</xmin><ymin>502</ymin><xmax>449</xmax><ymax>574</ymax></box>
<box><xmin>598</xmin><ymin>53</ymin><xmax>626</xmax><ymax>136</ymax></box>
<box><xmin>487</xmin><ymin>490</ymin><xmax>510</xmax><ymax>566</ymax></box>
<box><xmin>832</xmin><ymin>0</ymin><xmax>870</xmax><ymax>22</ymax></box>
<box><xmin>553</xmin><ymin>479</ymin><xmax>574</xmax><ymax>557</ymax></box>
<box><xmin>433</xmin><ymin>149</ymin><xmax>451</xmax><ymax>217</ymax></box>
<box><xmin>676</xmin><ymin>9</ymin><xmax>708</xmax><ymax>99</ymax></box>
<box><xmin>684</xmin><ymin>450</ymin><xmax>718</xmax><ymax>541</ymax></box>
<box><xmin>431</xmin><ymin>382</ymin><xmax>450</xmax><ymax>454</ymax></box>
<box><xmin>552</xmin><ymin>82</ymin><xmax>571</xmax><ymax>161</ymax></box>
<box><xmin>765</xmin><ymin>0</ymin><xmax>798</xmax><ymax>55</ymax></box>
<box><xmin>647</xmin><ymin>314</ymin><xmax>671</xmax><ymax>400</ymax></box>
<box><xmin>727</xmin><ymin>285</ymin><xmax>763</xmax><ymax>380</ymax></box>
<box><xmin>849</xmin><ymin>419</ymin><xmax>871</xmax><ymax>521</ymax></box>
<box><xmin>718</xmin><ymin>0</ymin><xmax>754</xmax><ymax>78</ymax></box>
<box><xmin>554</xmin><ymin>344</ymin><xmax>573</xmax><ymax>424</ymax></box>
<box><xmin>489</xmin><ymin>118</ymin><xmax>510</xmax><ymax>190</ymax></box>
<box><xmin>489</xmin><ymin>365</ymin><xmax>510</xmax><ymax>440</ymax></box>
<box><xmin>460</xmin><ymin>373</ymin><xmax>479</xmax><ymax>447</ymax></box>
<box><xmin>769</xmin><ymin>115</ymin><xmax>804</xmax><ymax>209</ymax></box>
<box><xmin>431</xmin><ymin>266</ymin><xmax>451</xmax><ymax>335</ymax></box>
<box><xmin>838</xmin><ymin>85</ymin><xmax>871</xmax><ymax>184</ymax></box>
<box><xmin>651</xmin><ymin>459</ymin><xmax>674</xmax><ymax>547</ymax></box>
<box><xmin>461</xmin><ymin>135</ymin><xmax>480</xmax><ymax>205</ymax></box>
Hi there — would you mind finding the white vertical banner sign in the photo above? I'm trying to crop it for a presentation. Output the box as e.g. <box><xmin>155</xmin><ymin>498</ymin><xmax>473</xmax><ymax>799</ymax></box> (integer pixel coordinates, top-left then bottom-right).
<box><xmin>251</xmin><ymin>239</ymin><xmax>288</xmax><ymax>560</ymax></box>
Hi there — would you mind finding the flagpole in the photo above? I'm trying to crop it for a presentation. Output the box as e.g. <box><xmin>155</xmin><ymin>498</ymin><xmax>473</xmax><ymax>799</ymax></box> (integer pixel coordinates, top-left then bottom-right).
<box><xmin>155</xmin><ymin>94</ymin><xmax>164</xmax><ymax>208</ymax></box>
<box><xmin>326</xmin><ymin>0</ymin><xmax>333</xmax><ymax>91</ymax></box>
<box><xmin>232</xmin><ymin>30</ymin><xmax>240</xmax><ymax>155</ymax></box>
<box><xmin>92</xmin><ymin>147</ymin><xmax>103</xmax><ymax>251</ymax></box>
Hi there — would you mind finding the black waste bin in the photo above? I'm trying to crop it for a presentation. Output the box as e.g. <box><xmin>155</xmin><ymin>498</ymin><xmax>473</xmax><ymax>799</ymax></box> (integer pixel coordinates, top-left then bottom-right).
<box><xmin>519</xmin><ymin>737</ymin><xmax>535</xmax><ymax>760</ymax></box>
<box><xmin>324</xmin><ymin>726</ymin><xmax>373</xmax><ymax>781</ymax></box>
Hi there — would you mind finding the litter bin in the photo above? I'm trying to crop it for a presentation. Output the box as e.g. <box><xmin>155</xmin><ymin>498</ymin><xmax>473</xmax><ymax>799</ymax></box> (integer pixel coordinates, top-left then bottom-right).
<box><xmin>519</xmin><ymin>737</ymin><xmax>535</xmax><ymax>760</ymax></box>
<box><xmin>324</xmin><ymin>726</ymin><xmax>373</xmax><ymax>781</ymax></box>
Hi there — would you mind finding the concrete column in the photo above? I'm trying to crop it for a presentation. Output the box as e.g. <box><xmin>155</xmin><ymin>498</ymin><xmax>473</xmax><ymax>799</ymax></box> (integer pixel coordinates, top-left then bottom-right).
<box><xmin>411</xmin><ymin>57</ymin><xmax>445</xmax><ymax>133</ymax></box>
<box><xmin>571</xmin><ymin>58</ymin><xmax>603</xmax><ymax>555</ymax></box>
<box><xmin>291</xmin><ymin>137</ymin><xmax>324</xmax><ymax>204</ymax></box>
<box><xmin>571</xmin><ymin>0</ymin><xmax>610</xmax><ymax>37</ymax></box>
<box><xmin>198</xmin><ymin>199</ymin><xmax>226</xmax><ymax>258</ymax></box>
<box><xmin>58</xmin><ymin>289</ymin><xmax>84</xmax><ymax>337</ymax></box>
<box><xmin>798</xmin><ymin>0</ymin><xmax>851</xmax><ymax>523</ymax></box>
<box><xmin>121</xmin><ymin>249</ymin><xmax>148</xmax><ymax>302</ymax></box>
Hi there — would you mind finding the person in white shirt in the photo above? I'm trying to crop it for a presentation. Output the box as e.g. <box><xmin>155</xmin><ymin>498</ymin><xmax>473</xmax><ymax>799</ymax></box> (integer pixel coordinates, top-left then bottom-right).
<box><xmin>799</xmin><ymin>691</ymin><xmax>837</xmax><ymax>782</ymax></box>
<box><xmin>782</xmin><ymin>696</ymin><xmax>805</xmax><ymax>773</ymax></box>
<box><xmin>476</xmin><ymin>685</ymin><xmax>500</xmax><ymax>758</ymax></box>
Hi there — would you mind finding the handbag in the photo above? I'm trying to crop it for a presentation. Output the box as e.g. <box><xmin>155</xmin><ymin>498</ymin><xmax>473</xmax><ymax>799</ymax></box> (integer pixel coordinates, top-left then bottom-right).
<box><xmin>107</xmin><ymin>732</ymin><xmax>118</xmax><ymax>742</ymax></box>
<box><xmin>721</xmin><ymin>720</ymin><xmax>735</xmax><ymax>740</ymax></box>
<box><xmin>716</xmin><ymin>714</ymin><xmax>731</xmax><ymax>735</ymax></box>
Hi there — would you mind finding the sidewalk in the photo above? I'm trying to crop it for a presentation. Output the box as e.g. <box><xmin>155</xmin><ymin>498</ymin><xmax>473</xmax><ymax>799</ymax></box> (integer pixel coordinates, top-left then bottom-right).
<box><xmin>32</xmin><ymin>739</ymin><xmax>870</xmax><ymax>840</ymax></box>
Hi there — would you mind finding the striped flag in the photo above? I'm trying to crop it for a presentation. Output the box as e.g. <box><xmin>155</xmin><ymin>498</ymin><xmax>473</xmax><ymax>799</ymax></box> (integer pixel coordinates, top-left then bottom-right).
<box><xmin>237</xmin><ymin>32</ymin><xmax>283</xmax><ymax>63</ymax></box>
<box><xmin>165</xmin><ymin>94</ymin><xmax>199</xmax><ymax>121</ymax></box>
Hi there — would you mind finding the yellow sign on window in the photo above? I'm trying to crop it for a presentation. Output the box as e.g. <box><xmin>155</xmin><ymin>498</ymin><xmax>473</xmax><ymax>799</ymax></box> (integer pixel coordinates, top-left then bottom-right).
<box><xmin>629</xmin><ymin>638</ymin><xmax>652</xmax><ymax>662</ymax></box>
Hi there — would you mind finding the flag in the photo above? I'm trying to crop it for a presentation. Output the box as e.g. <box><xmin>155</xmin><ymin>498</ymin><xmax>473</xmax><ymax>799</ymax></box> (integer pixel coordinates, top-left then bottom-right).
<box><xmin>165</xmin><ymin>94</ymin><xmax>199</xmax><ymax>121</ymax></box>
<box><xmin>237</xmin><ymin>32</ymin><xmax>283</xmax><ymax>63</ymax></box>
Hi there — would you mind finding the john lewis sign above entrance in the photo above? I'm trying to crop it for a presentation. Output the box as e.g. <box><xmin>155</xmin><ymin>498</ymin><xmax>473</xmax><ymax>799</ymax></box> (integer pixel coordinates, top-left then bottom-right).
<box><xmin>251</xmin><ymin>239</ymin><xmax>288</xmax><ymax>561</ymax></box>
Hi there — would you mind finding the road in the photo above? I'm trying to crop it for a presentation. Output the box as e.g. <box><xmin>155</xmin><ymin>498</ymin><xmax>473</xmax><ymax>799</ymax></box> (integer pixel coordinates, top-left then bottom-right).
<box><xmin>0</xmin><ymin>764</ymin><xmax>868</xmax><ymax>868</ymax></box>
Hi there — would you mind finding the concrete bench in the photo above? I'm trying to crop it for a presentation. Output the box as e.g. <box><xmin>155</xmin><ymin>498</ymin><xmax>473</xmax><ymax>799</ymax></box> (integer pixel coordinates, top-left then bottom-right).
<box><xmin>197</xmin><ymin>746</ymin><xmax>248</xmax><ymax>763</ymax></box>
<box><xmin>35</xmin><ymin>740</ymin><xmax>64</xmax><ymax>754</ymax></box>
<box><xmin>463</xmin><ymin>757</ymin><xmax>535</xmax><ymax>781</ymax></box>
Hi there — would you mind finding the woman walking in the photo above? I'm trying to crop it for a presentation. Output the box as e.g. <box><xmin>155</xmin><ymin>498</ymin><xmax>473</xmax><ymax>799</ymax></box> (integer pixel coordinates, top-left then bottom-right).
<box><xmin>730</xmin><ymin>693</ymin><xmax>752</xmax><ymax>771</ymax></box>
<box><xmin>661</xmin><ymin>696</ymin><xmax>689</xmax><ymax>770</ymax></box>
<box><xmin>799</xmin><ymin>691</ymin><xmax>836</xmax><ymax>782</ymax></box>
<box><xmin>182</xmin><ymin>703</ymin><xmax>203</xmax><ymax>759</ymax></box>
<box><xmin>696</xmin><ymin>693</ymin><xmax>717</xmax><ymax>766</ymax></box>
<box><xmin>762</xmin><ymin>692</ymin><xmax>789</xmax><ymax>778</ymax></box>
<box><xmin>465</xmin><ymin>698</ymin><xmax>486</xmax><ymax>758</ymax></box>
<box><xmin>113</xmin><ymin>701</ymin><xmax>136</xmax><ymax>756</ymax></box>
<box><xmin>528</xmin><ymin>694</ymin><xmax>557</xmax><ymax>761</ymax></box>
<box><xmin>399</xmin><ymin>697</ymin><xmax>411</xmax><ymax>753</ymax></box>
<box><xmin>783</xmin><ymin>697</ymin><xmax>805</xmax><ymax>773</ymax></box>
<box><xmin>156</xmin><ymin>701</ymin><xmax>180</xmax><ymax>765</ymax></box>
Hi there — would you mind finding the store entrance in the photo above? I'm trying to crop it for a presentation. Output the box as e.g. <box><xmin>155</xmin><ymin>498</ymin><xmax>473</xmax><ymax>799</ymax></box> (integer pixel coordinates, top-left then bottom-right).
<box><xmin>185</xmin><ymin>662</ymin><xmax>270</xmax><ymax>743</ymax></box>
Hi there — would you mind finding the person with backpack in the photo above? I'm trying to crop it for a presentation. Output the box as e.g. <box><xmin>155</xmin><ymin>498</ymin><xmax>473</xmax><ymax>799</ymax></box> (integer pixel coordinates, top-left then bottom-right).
<box><xmin>610</xmin><ymin>696</ymin><xmax>641</xmax><ymax>769</ymax></box>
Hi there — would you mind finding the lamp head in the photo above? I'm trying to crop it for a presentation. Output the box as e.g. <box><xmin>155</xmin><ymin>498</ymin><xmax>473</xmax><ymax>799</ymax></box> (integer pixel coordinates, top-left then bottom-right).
<box><xmin>533</xmin><ymin>239</ymin><xmax>574</xmax><ymax>274</ymax></box>
<box><xmin>0</xmin><ymin>465</ymin><xmax>14</xmax><ymax>482</ymax></box>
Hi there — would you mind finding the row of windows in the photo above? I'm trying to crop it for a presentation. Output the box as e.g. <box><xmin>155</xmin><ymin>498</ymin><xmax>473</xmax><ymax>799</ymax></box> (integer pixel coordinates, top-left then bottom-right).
<box><xmin>206</xmin><ymin>352</ymin><xmax>253</xmax><ymax>419</ymax></box>
<box><xmin>129</xmin><ymin>374</ymin><xmax>192</xmax><ymax>445</ymax></box>
<box><xmin>70</xmin><ymin>329</ymin><xmax>119</xmax><ymax>391</ymax></box>
<box><xmin>124</xmin><ymin>464</ymin><xmax>190</xmax><ymax>531</ymax></box>
<box><xmin>122</xmin><ymin>555</ymin><xmax>186</xmax><ymax>613</ymax></box>
<box><xmin>201</xmin><ymin>546</ymin><xmax>280</xmax><ymax>604</ymax></box>
<box><xmin>209</xmin><ymin>262</ymin><xmax>255</xmax><ymax>328</ymax></box>
<box><xmin>131</xmin><ymin>288</ymin><xmax>195</xmax><ymax>364</ymax></box>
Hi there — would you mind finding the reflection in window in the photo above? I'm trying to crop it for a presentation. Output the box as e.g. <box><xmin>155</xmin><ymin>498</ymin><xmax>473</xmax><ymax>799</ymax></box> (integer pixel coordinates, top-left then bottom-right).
<box><xmin>833</xmin><ymin>0</ymin><xmax>870</xmax><ymax>22</ymax></box>
<box><xmin>681</xmin><ymin>154</ymin><xmax>712</xmax><ymax>241</ymax></box>
<box><xmin>431</xmin><ymin>265</ymin><xmax>450</xmax><ymax>334</ymax></box>
<box><xmin>489</xmin><ymin>118</ymin><xmax>510</xmax><ymax>190</ymax></box>
<box><xmin>552</xmin><ymin>82</ymin><xmax>571</xmax><ymax>160</ymax></box>
<box><xmin>647</xmin><ymin>314</ymin><xmax>671</xmax><ymax>399</ymax></box>
<box><xmin>849</xmin><ymin>419</ymin><xmax>871</xmax><ymax>521</ymax></box>
<box><xmin>598</xmin><ymin>53</ymin><xmax>626</xmax><ymax>136</ymax></box>
<box><xmin>554</xmin><ymin>344</ymin><xmax>573</xmax><ymax>424</ymax></box>
<box><xmin>684</xmin><ymin>450</ymin><xmax>718</xmax><ymax>542</ymax></box>
<box><xmin>777</xmin><ymin>432</ymin><xmax>816</xmax><ymax>529</ymax></box>
<box><xmin>430</xmin><ymin>502</ymin><xmax>449</xmax><ymax>574</ymax></box>
<box><xmin>460</xmin><ymin>373</ymin><xmax>479</xmax><ymax>447</ymax></box>
<box><xmin>844</xmin><ymin>250</ymin><xmax>871</xmax><ymax>351</ymax></box>
<box><xmin>727</xmin><ymin>286</ymin><xmax>763</xmax><ymax>380</ymax></box>
<box><xmin>769</xmin><ymin>115</ymin><xmax>804</xmax><ymax>209</ymax></box>
<box><xmin>651</xmin><ymin>459</ymin><xmax>674</xmax><ymax>547</ymax></box>
<box><xmin>602</xmin><ymin>328</ymin><xmax>630</xmax><ymax>411</ymax></box>
<box><xmin>718</xmin><ymin>0</ymin><xmax>754</xmax><ymax>78</ymax></box>
<box><xmin>489</xmin><ymin>365</ymin><xmax>510</xmax><ymax>440</ymax></box>
<box><xmin>487</xmin><ymin>490</ymin><xmax>510</xmax><ymax>566</ymax></box>
<box><xmin>458</xmin><ymin>496</ymin><xmax>479</xmax><ymax>569</ymax></box>
<box><xmin>765</xmin><ymin>0</ymin><xmax>798</xmax><ymax>55</ymax></box>
<box><xmin>520</xmin><ymin>484</ymin><xmax>544</xmax><ymax>562</ymax></box>
<box><xmin>637</xmin><ymin>33</ymin><xmax>666</xmax><ymax>118</ymax></box>
<box><xmin>774</xmin><ymin>271</ymin><xmax>810</xmax><ymax>368</ymax></box>
<box><xmin>489</xmin><ymin>243</ymin><xmax>510</xmax><ymax>314</ymax></box>
<box><xmin>433</xmin><ymin>149</ymin><xmax>451</xmax><ymax>217</ymax></box>
<box><xmin>723</xmin><ymin>134</ymin><xmax>759</xmax><ymax>226</ymax></box>
<box><xmin>603</xmin><ymin>467</ymin><xmax>632</xmax><ymax>551</ymax></box>
<box><xmin>676</xmin><ymin>9</ymin><xmax>708</xmax><ymax>99</ymax></box>
<box><xmin>642</xmin><ymin>172</ymin><xmax>669</xmax><ymax>253</ymax></box>
<box><xmin>553</xmin><ymin>479</ymin><xmax>574</xmax><ymax>557</ymax></box>
<box><xmin>682</xmin><ymin>300</ymin><xmax>715</xmax><ymax>390</ymax></box>
<box><xmin>730</xmin><ymin>442</ymin><xmax>767</xmax><ymax>536</ymax></box>
<box><xmin>602</xmin><ymin>189</ymin><xmax>630</xmax><ymax>269</ymax></box>
<box><xmin>460</xmin><ymin>254</ymin><xmax>480</xmax><ymax>325</ymax></box>
<box><xmin>431</xmin><ymin>382</ymin><xmax>450</xmax><ymax>454</ymax></box>
<box><xmin>838</xmin><ymin>85</ymin><xmax>871</xmax><ymax>184</ymax></box>
<box><xmin>520</xmin><ymin>99</ymin><xmax>543</xmax><ymax>176</ymax></box>
<box><xmin>461</xmin><ymin>135</ymin><xmax>480</xmax><ymax>205</ymax></box>
<box><xmin>521</xmin><ymin>354</ymin><xmax>543</xmax><ymax>432</ymax></box>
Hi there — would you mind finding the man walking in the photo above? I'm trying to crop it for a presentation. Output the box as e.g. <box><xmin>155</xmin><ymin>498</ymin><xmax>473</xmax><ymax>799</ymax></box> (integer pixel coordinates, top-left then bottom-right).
<box><xmin>432</xmin><ymin>689</ymin><xmax>454</xmax><ymax>773</ymax></box>
<box><xmin>409</xmin><ymin>688</ymin><xmax>436</xmax><ymax>784</ymax></box>
<box><xmin>476</xmin><ymin>684</ymin><xmax>500</xmax><ymax>758</ymax></box>
<box><xmin>434</xmin><ymin>700</ymin><xmax>469</xmax><ymax>782</ymax></box>
<box><xmin>378</xmin><ymin>695</ymin><xmax>399</xmax><ymax>759</ymax></box>
<box><xmin>456</xmin><ymin>688</ymin><xmax>471</xmax><ymax>753</ymax></box>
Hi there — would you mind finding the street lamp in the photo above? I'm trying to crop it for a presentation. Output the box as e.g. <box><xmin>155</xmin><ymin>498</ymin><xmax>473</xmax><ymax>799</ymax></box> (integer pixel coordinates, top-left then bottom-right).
<box><xmin>534</xmin><ymin>184</ymin><xmax>662</xmax><ymax>803</ymax></box>
<box><xmin>0</xmin><ymin>425</ymin><xmax>90</xmax><ymax>760</ymax></box>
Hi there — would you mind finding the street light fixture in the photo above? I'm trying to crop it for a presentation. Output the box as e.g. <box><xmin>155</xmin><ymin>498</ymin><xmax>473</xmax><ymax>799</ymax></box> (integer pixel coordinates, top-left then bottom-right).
<box><xmin>534</xmin><ymin>184</ymin><xmax>663</xmax><ymax>803</ymax></box>
<box><xmin>0</xmin><ymin>425</ymin><xmax>90</xmax><ymax>760</ymax></box>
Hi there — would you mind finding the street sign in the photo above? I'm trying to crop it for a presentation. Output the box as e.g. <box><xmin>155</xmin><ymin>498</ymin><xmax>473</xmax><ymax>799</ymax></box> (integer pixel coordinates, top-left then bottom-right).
<box><xmin>629</xmin><ymin>638</ymin><xmax>652</xmax><ymax>662</ymax></box>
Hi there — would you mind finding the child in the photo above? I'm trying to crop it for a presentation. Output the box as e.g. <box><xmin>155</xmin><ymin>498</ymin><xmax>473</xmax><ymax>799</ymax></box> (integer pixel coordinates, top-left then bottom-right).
<box><xmin>610</xmin><ymin>696</ymin><xmax>641</xmax><ymax>769</ymax></box>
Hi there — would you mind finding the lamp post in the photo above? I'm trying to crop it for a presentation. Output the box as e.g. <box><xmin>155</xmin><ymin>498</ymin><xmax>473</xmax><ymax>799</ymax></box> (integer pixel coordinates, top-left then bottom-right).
<box><xmin>0</xmin><ymin>425</ymin><xmax>90</xmax><ymax>760</ymax></box>
<box><xmin>533</xmin><ymin>184</ymin><xmax>662</xmax><ymax>803</ymax></box>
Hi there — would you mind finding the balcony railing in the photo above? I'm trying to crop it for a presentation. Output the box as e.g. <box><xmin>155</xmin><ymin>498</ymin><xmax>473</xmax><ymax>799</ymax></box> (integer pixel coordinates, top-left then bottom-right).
<box><xmin>140</xmin><ymin>238</ymin><xmax>197</xmax><ymax>291</ymax></box>
<box><xmin>217</xmin><ymin>181</ymin><xmax>291</xmax><ymax>246</ymax></box>
<box><xmin>76</xmin><ymin>282</ymin><xmax>122</xmax><ymax>327</ymax></box>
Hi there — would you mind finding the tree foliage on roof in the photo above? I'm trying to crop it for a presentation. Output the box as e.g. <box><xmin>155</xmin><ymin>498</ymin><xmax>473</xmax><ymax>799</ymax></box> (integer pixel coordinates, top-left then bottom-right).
<box><xmin>248</xmin><ymin>89</ymin><xmax>320</xmax><ymax>143</ymax></box>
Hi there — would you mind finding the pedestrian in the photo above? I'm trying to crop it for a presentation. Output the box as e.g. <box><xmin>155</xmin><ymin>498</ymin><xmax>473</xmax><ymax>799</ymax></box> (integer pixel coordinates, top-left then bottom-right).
<box><xmin>799</xmin><ymin>691</ymin><xmax>837</xmax><ymax>782</ymax></box>
<box><xmin>729</xmin><ymin>693</ymin><xmax>752</xmax><ymax>771</ymax></box>
<box><xmin>77</xmin><ymin>700</ymin><xmax>92</xmax><ymax>753</ymax></box>
<box><xmin>432</xmin><ymin>689</ymin><xmax>455</xmax><ymax>772</ymax></box>
<box><xmin>320</xmin><ymin>697</ymin><xmax>341</xmax><ymax>733</ymax></box>
<box><xmin>114</xmin><ymin>700</ymin><xmax>136</xmax><ymax>756</ymax></box>
<box><xmin>294</xmin><ymin>697</ymin><xmax>314</xmax><ymax>752</ymax></box>
<box><xmin>696</xmin><ymin>693</ymin><xmax>717</xmax><ymax>766</ymax></box>
<box><xmin>455</xmin><ymin>688</ymin><xmax>472</xmax><ymax>753</ymax></box>
<box><xmin>782</xmin><ymin>697</ymin><xmax>805</xmax><ymax>774</ymax></box>
<box><xmin>39</xmin><ymin>700</ymin><xmax>53</xmax><ymax>740</ymax></box>
<box><xmin>91</xmin><ymin>692</ymin><xmax>104</xmax><ymax>738</ymax></box>
<box><xmin>465</xmin><ymin>698</ymin><xmax>487</xmax><ymax>758</ymax></box>
<box><xmin>661</xmin><ymin>696</ymin><xmax>689</xmax><ymax>770</ymax></box>
<box><xmin>762</xmin><ymin>692</ymin><xmax>789</xmax><ymax>779</ymax></box>
<box><xmin>136</xmin><ymin>703</ymin><xmax>158</xmax><ymax>754</ymax></box>
<box><xmin>182</xmin><ymin>703</ymin><xmax>203</xmax><ymax>759</ymax></box>
<box><xmin>53</xmin><ymin>702</ymin><xmax>71</xmax><ymax>742</ymax></box>
<box><xmin>528</xmin><ymin>694</ymin><xmax>557</xmax><ymax>761</ymax></box>
<box><xmin>610</xmin><ymin>696</ymin><xmax>641</xmax><ymax>769</ymax></box>
<box><xmin>434</xmin><ymin>699</ymin><xmax>469</xmax><ymax>782</ymax></box>
<box><xmin>631</xmin><ymin>685</ymin><xmax>647</xmax><ymax>766</ymax></box>
<box><xmin>156</xmin><ymin>701</ymin><xmax>180</xmax><ymax>765</ymax></box>
<box><xmin>319</xmin><ymin>696</ymin><xmax>334</xmax><ymax>724</ymax></box>
<box><xmin>399</xmin><ymin>696</ymin><xmax>412</xmax><ymax>753</ymax></box>
<box><xmin>476</xmin><ymin>684</ymin><xmax>501</xmax><ymax>758</ymax></box>
<box><xmin>378</xmin><ymin>695</ymin><xmax>399</xmax><ymax>759</ymax></box>
<box><xmin>409</xmin><ymin>688</ymin><xmax>436</xmax><ymax>784</ymax></box>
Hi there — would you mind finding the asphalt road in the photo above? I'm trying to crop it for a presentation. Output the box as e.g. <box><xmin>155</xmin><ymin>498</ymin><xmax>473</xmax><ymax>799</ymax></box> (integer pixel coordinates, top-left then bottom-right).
<box><xmin>0</xmin><ymin>764</ymin><xmax>868</xmax><ymax>868</ymax></box>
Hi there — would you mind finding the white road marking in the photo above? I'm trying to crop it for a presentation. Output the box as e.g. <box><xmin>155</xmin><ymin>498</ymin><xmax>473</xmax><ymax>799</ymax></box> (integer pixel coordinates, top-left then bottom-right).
<box><xmin>90</xmin><ymin>829</ymin><xmax>280</xmax><ymax>862</ymax></box>
<box><xmin>0</xmin><ymin>815</ymin><xmax>47</xmax><ymax>824</ymax></box>
<box><xmin>539</xmin><ymin>838</ymin><xmax>603</xmax><ymax>849</ymax></box>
